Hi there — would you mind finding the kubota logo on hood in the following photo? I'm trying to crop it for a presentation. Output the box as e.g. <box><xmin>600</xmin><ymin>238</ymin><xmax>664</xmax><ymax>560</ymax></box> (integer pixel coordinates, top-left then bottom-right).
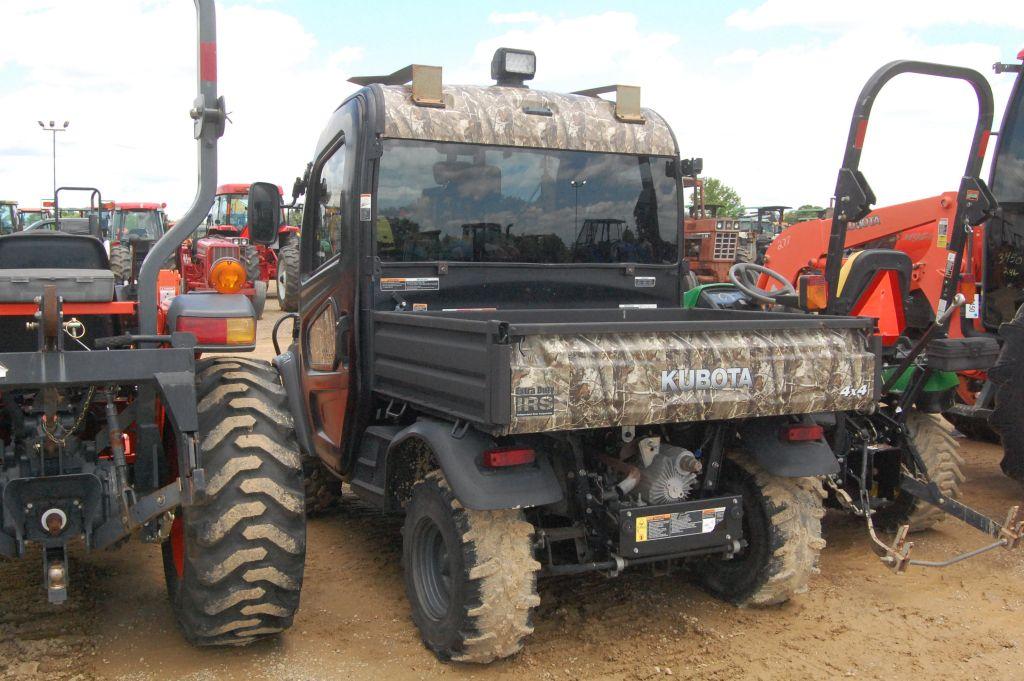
<box><xmin>662</xmin><ymin>368</ymin><xmax>753</xmax><ymax>392</ymax></box>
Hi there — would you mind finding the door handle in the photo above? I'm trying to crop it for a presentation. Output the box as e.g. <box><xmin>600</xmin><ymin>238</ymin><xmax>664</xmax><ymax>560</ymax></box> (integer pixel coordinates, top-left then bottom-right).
<box><xmin>335</xmin><ymin>313</ymin><xmax>351</xmax><ymax>367</ymax></box>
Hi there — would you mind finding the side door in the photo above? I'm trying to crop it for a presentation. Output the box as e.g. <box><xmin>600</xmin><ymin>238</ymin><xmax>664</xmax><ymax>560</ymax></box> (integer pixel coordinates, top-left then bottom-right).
<box><xmin>297</xmin><ymin>99</ymin><xmax>360</xmax><ymax>473</ymax></box>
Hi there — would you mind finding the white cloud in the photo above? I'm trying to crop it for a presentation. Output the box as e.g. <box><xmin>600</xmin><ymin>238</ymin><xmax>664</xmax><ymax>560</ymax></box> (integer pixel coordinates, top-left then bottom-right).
<box><xmin>460</xmin><ymin>11</ymin><xmax>1014</xmax><ymax>208</ymax></box>
<box><xmin>488</xmin><ymin>11</ymin><xmax>544</xmax><ymax>25</ymax></box>
<box><xmin>727</xmin><ymin>0</ymin><xmax>1024</xmax><ymax>31</ymax></box>
<box><xmin>0</xmin><ymin>1</ymin><xmax>359</xmax><ymax>216</ymax></box>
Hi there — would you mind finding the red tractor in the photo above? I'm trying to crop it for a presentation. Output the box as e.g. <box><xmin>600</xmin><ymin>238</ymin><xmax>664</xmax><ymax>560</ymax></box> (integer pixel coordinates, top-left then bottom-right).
<box><xmin>205</xmin><ymin>183</ymin><xmax>301</xmax><ymax>312</ymax></box>
<box><xmin>177</xmin><ymin>222</ymin><xmax>266</xmax><ymax>318</ymax></box>
<box><xmin>762</xmin><ymin>53</ymin><xmax>1024</xmax><ymax>479</ymax></box>
<box><xmin>109</xmin><ymin>202</ymin><xmax>168</xmax><ymax>283</ymax></box>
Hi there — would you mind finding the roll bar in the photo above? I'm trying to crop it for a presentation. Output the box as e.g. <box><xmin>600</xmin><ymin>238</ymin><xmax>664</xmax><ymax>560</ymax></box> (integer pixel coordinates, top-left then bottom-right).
<box><xmin>822</xmin><ymin>60</ymin><xmax>997</xmax><ymax>325</ymax></box>
<box><xmin>137</xmin><ymin>0</ymin><xmax>227</xmax><ymax>337</ymax></box>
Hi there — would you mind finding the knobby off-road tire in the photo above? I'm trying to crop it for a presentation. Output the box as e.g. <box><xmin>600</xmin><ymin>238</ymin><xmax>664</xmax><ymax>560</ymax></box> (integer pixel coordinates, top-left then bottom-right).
<box><xmin>276</xmin><ymin>238</ymin><xmax>300</xmax><ymax>312</ymax></box>
<box><xmin>693</xmin><ymin>453</ymin><xmax>826</xmax><ymax>606</ymax></box>
<box><xmin>110</xmin><ymin>244</ymin><xmax>132</xmax><ymax>283</ymax></box>
<box><xmin>875</xmin><ymin>411</ymin><xmax>965</xmax><ymax>533</ymax></box>
<box><xmin>944</xmin><ymin>393</ymin><xmax>1000</xmax><ymax>443</ymax></box>
<box><xmin>251</xmin><ymin>280</ymin><xmax>268</xmax><ymax>320</ymax></box>
<box><xmin>402</xmin><ymin>470</ymin><xmax>540</xmax><ymax>663</ymax></box>
<box><xmin>162</xmin><ymin>357</ymin><xmax>306</xmax><ymax>646</ymax></box>
<box><xmin>243</xmin><ymin>244</ymin><xmax>261</xmax><ymax>284</ymax></box>
<box><xmin>303</xmin><ymin>456</ymin><xmax>342</xmax><ymax>515</ymax></box>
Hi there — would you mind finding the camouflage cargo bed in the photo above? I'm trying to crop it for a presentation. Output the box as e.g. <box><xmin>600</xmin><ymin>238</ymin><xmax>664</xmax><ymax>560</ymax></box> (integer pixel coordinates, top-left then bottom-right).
<box><xmin>371</xmin><ymin>307</ymin><xmax>880</xmax><ymax>436</ymax></box>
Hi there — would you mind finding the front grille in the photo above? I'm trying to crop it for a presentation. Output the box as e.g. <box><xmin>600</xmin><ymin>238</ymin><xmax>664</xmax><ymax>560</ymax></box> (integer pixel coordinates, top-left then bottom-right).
<box><xmin>713</xmin><ymin>232</ymin><xmax>737</xmax><ymax>260</ymax></box>
<box><xmin>210</xmin><ymin>245</ymin><xmax>240</xmax><ymax>262</ymax></box>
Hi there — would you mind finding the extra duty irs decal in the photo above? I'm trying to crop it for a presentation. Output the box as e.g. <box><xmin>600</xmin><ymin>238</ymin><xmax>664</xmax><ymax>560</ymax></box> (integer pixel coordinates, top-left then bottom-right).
<box><xmin>514</xmin><ymin>386</ymin><xmax>554</xmax><ymax>417</ymax></box>
<box><xmin>380</xmin><ymin>277</ymin><xmax>439</xmax><ymax>292</ymax></box>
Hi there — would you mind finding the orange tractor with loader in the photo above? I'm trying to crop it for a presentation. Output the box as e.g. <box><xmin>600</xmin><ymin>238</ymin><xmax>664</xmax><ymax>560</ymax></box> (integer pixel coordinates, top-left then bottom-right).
<box><xmin>762</xmin><ymin>51</ymin><xmax>1024</xmax><ymax>481</ymax></box>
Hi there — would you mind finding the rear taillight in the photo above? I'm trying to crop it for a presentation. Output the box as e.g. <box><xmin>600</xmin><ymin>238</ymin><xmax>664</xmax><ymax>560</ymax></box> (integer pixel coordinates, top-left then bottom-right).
<box><xmin>482</xmin><ymin>447</ymin><xmax>536</xmax><ymax>468</ymax></box>
<box><xmin>779</xmin><ymin>424</ymin><xmax>824</xmax><ymax>442</ymax></box>
<box><xmin>176</xmin><ymin>316</ymin><xmax>255</xmax><ymax>346</ymax></box>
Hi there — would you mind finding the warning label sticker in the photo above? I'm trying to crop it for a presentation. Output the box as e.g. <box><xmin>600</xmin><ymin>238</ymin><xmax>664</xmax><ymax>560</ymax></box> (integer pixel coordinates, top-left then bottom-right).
<box><xmin>380</xmin><ymin>277</ymin><xmax>439</xmax><ymax>292</ymax></box>
<box><xmin>937</xmin><ymin>218</ymin><xmax>948</xmax><ymax>248</ymax></box>
<box><xmin>635</xmin><ymin>507</ymin><xmax>726</xmax><ymax>542</ymax></box>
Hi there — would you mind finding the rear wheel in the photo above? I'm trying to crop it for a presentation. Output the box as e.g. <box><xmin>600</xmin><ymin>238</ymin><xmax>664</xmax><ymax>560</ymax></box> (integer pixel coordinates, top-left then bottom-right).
<box><xmin>874</xmin><ymin>411</ymin><xmax>964</xmax><ymax>533</ymax></box>
<box><xmin>110</xmin><ymin>244</ymin><xmax>132</xmax><ymax>283</ymax></box>
<box><xmin>243</xmin><ymin>245</ymin><xmax>261</xmax><ymax>283</ymax></box>
<box><xmin>161</xmin><ymin>357</ymin><xmax>305</xmax><ymax>646</ymax></box>
<box><xmin>402</xmin><ymin>470</ymin><xmax>540</xmax><ymax>663</ymax></box>
<box><xmin>250</xmin><ymin>280</ymin><xmax>268</xmax><ymax>320</ymax></box>
<box><xmin>303</xmin><ymin>456</ymin><xmax>341</xmax><ymax>515</ymax></box>
<box><xmin>276</xmin><ymin>238</ymin><xmax>300</xmax><ymax>312</ymax></box>
<box><xmin>692</xmin><ymin>453</ymin><xmax>826</xmax><ymax>606</ymax></box>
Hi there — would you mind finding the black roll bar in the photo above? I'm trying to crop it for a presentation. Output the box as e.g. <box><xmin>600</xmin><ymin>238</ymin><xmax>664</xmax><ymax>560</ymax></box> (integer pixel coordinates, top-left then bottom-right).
<box><xmin>823</xmin><ymin>60</ymin><xmax>997</xmax><ymax>325</ymax></box>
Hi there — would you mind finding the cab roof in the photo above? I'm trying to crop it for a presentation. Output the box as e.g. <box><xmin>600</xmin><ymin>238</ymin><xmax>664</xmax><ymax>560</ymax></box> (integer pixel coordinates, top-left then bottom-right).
<box><xmin>375</xmin><ymin>83</ymin><xmax>678</xmax><ymax>157</ymax></box>
<box><xmin>115</xmin><ymin>202</ymin><xmax>165</xmax><ymax>210</ymax></box>
<box><xmin>217</xmin><ymin>183</ymin><xmax>283</xmax><ymax>196</ymax></box>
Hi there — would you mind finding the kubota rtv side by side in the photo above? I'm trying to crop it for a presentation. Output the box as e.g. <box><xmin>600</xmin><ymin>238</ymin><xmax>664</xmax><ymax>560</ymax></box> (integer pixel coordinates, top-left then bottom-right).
<box><xmin>0</xmin><ymin>0</ymin><xmax>306</xmax><ymax>647</ymax></box>
<box><xmin>257</xmin><ymin>51</ymin><xmax>1021</xmax><ymax>664</ymax></box>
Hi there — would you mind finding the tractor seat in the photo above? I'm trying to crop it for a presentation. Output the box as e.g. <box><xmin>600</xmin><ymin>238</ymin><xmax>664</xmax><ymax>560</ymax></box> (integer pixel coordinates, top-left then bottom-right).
<box><xmin>832</xmin><ymin>249</ymin><xmax>912</xmax><ymax>344</ymax></box>
<box><xmin>0</xmin><ymin>232</ymin><xmax>114</xmax><ymax>303</ymax></box>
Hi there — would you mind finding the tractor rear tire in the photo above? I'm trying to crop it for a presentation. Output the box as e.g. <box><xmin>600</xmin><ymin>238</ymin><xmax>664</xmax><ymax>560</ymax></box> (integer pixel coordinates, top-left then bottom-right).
<box><xmin>110</xmin><ymin>244</ymin><xmax>132</xmax><ymax>283</ymax></box>
<box><xmin>402</xmin><ymin>470</ymin><xmax>540</xmax><ymax>663</ymax></box>
<box><xmin>161</xmin><ymin>357</ymin><xmax>306</xmax><ymax>646</ymax></box>
<box><xmin>944</xmin><ymin>395</ymin><xmax>1000</xmax><ymax>443</ymax></box>
<box><xmin>692</xmin><ymin>453</ymin><xmax>826</xmax><ymax>606</ymax></box>
<box><xmin>277</xmin><ymin>239</ymin><xmax>300</xmax><ymax>312</ymax></box>
<box><xmin>874</xmin><ymin>411</ymin><xmax>964</xmax><ymax>533</ymax></box>
<box><xmin>243</xmin><ymin>245</ymin><xmax>261</xmax><ymax>284</ymax></box>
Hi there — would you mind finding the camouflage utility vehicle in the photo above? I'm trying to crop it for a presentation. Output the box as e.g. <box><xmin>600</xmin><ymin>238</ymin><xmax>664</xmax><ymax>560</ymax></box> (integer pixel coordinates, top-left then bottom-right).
<box><xmin>0</xmin><ymin>1</ymin><xmax>305</xmax><ymax>647</ymax></box>
<box><xmin>255</xmin><ymin>50</ymin><xmax>1021</xmax><ymax>663</ymax></box>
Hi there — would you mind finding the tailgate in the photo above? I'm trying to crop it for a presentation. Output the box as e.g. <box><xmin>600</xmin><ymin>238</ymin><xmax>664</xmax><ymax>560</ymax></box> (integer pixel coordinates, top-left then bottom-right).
<box><xmin>508</xmin><ymin>326</ymin><xmax>878</xmax><ymax>434</ymax></box>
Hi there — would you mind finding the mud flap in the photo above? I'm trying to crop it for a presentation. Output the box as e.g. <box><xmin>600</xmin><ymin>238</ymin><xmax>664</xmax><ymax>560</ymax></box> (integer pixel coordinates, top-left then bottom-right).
<box><xmin>989</xmin><ymin>303</ymin><xmax>1024</xmax><ymax>482</ymax></box>
<box><xmin>386</xmin><ymin>419</ymin><xmax>563</xmax><ymax>511</ymax></box>
<box><xmin>737</xmin><ymin>418</ymin><xmax>839</xmax><ymax>477</ymax></box>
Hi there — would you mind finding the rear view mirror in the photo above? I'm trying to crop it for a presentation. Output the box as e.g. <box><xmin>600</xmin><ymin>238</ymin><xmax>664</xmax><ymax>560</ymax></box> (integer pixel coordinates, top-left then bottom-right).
<box><xmin>679</xmin><ymin>157</ymin><xmax>704</xmax><ymax>177</ymax></box>
<box><xmin>247</xmin><ymin>182</ymin><xmax>281</xmax><ymax>245</ymax></box>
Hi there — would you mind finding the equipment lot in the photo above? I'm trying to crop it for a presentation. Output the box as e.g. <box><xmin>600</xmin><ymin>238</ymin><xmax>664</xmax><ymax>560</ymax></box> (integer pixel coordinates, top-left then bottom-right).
<box><xmin>0</xmin><ymin>298</ymin><xmax>1018</xmax><ymax>681</ymax></box>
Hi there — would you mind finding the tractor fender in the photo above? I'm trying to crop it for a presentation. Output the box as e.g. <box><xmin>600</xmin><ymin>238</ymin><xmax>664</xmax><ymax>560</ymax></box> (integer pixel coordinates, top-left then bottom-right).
<box><xmin>385</xmin><ymin>418</ymin><xmax>563</xmax><ymax>511</ymax></box>
<box><xmin>273</xmin><ymin>348</ymin><xmax>316</xmax><ymax>460</ymax></box>
<box><xmin>737</xmin><ymin>417</ymin><xmax>839</xmax><ymax>477</ymax></box>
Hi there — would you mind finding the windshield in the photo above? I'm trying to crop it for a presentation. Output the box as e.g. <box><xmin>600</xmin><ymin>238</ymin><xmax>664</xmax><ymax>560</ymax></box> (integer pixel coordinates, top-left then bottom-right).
<box><xmin>214</xmin><ymin>194</ymin><xmax>248</xmax><ymax>229</ymax></box>
<box><xmin>113</xmin><ymin>210</ymin><xmax>164</xmax><ymax>240</ymax></box>
<box><xmin>992</xmin><ymin>76</ymin><xmax>1024</xmax><ymax>204</ymax></box>
<box><xmin>0</xmin><ymin>205</ymin><xmax>14</xmax><ymax>235</ymax></box>
<box><xmin>376</xmin><ymin>139</ymin><xmax>679</xmax><ymax>264</ymax></box>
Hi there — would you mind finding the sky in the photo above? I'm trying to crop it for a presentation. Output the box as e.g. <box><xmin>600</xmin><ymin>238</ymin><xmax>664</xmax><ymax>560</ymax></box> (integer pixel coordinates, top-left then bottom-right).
<box><xmin>1</xmin><ymin>0</ymin><xmax>1022</xmax><ymax>216</ymax></box>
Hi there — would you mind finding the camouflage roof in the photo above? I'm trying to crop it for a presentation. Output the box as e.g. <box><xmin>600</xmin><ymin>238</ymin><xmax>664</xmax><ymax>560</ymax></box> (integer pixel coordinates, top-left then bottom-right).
<box><xmin>378</xmin><ymin>84</ymin><xmax>678</xmax><ymax>156</ymax></box>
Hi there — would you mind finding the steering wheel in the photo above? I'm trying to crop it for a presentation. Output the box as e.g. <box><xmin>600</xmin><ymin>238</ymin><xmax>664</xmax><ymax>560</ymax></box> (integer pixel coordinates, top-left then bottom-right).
<box><xmin>728</xmin><ymin>262</ymin><xmax>797</xmax><ymax>304</ymax></box>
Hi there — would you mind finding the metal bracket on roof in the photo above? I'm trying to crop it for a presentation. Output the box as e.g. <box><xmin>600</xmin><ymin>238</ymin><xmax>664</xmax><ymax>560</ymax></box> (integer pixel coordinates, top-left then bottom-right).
<box><xmin>349</xmin><ymin>64</ymin><xmax>444</xmax><ymax>108</ymax></box>
<box><xmin>571</xmin><ymin>84</ymin><xmax>644</xmax><ymax>123</ymax></box>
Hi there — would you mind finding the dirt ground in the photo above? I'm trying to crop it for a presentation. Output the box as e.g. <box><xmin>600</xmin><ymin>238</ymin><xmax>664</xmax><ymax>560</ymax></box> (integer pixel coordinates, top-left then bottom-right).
<box><xmin>2</xmin><ymin>297</ymin><xmax>1023</xmax><ymax>681</ymax></box>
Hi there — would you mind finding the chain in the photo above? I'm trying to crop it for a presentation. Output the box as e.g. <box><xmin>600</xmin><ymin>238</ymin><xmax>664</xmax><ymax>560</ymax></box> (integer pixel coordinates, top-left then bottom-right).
<box><xmin>41</xmin><ymin>386</ymin><xmax>97</xmax><ymax>447</ymax></box>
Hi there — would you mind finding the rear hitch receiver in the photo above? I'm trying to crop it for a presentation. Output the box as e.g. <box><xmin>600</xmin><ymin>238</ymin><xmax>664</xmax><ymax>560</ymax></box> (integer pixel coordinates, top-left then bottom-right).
<box><xmin>44</xmin><ymin>546</ymin><xmax>69</xmax><ymax>605</ymax></box>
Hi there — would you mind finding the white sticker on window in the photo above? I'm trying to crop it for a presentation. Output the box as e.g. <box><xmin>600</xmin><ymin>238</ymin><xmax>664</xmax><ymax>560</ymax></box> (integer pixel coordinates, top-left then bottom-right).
<box><xmin>359</xmin><ymin>194</ymin><xmax>372</xmax><ymax>222</ymax></box>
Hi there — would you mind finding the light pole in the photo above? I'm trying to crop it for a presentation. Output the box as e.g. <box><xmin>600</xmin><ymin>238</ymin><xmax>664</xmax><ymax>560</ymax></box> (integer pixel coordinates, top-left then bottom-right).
<box><xmin>38</xmin><ymin>120</ymin><xmax>69</xmax><ymax>201</ymax></box>
<box><xmin>570</xmin><ymin>179</ymin><xmax>587</xmax><ymax>234</ymax></box>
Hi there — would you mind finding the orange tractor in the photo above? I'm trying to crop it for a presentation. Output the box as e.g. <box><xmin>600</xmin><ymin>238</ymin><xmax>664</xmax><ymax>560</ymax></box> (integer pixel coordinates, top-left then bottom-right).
<box><xmin>682</xmin><ymin>174</ymin><xmax>744</xmax><ymax>283</ymax></box>
<box><xmin>763</xmin><ymin>53</ymin><xmax>1024</xmax><ymax>479</ymax></box>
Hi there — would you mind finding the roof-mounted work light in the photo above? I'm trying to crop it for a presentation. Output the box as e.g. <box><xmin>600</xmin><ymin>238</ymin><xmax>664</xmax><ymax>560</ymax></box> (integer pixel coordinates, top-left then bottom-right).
<box><xmin>491</xmin><ymin>48</ymin><xmax>536</xmax><ymax>88</ymax></box>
